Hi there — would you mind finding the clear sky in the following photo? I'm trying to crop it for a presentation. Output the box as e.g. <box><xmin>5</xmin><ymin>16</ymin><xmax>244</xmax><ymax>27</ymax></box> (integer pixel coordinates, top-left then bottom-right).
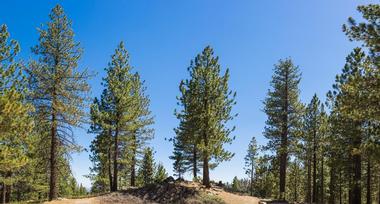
<box><xmin>1</xmin><ymin>0</ymin><xmax>377</xmax><ymax>188</ymax></box>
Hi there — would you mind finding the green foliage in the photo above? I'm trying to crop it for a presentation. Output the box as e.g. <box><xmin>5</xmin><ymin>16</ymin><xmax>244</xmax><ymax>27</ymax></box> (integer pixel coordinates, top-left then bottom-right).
<box><xmin>244</xmin><ymin>136</ymin><xmax>258</xmax><ymax>196</ymax></box>
<box><xmin>154</xmin><ymin>163</ymin><xmax>168</xmax><ymax>183</ymax></box>
<box><xmin>27</xmin><ymin>4</ymin><xmax>91</xmax><ymax>200</ymax></box>
<box><xmin>0</xmin><ymin>24</ymin><xmax>34</xmax><ymax>203</ymax></box>
<box><xmin>263</xmin><ymin>58</ymin><xmax>303</xmax><ymax>199</ymax></box>
<box><xmin>231</xmin><ymin>176</ymin><xmax>240</xmax><ymax>192</ymax></box>
<box><xmin>88</xmin><ymin>41</ymin><xmax>154</xmax><ymax>191</ymax></box>
<box><xmin>174</xmin><ymin>46</ymin><xmax>236</xmax><ymax>187</ymax></box>
<box><xmin>170</xmin><ymin>138</ymin><xmax>188</xmax><ymax>179</ymax></box>
<box><xmin>140</xmin><ymin>147</ymin><xmax>155</xmax><ymax>186</ymax></box>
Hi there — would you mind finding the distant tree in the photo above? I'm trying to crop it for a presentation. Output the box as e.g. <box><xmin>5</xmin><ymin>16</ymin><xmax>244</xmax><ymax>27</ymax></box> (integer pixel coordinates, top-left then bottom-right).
<box><xmin>231</xmin><ymin>176</ymin><xmax>240</xmax><ymax>192</ymax></box>
<box><xmin>141</xmin><ymin>148</ymin><xmax>155</xmax><ymax>186</ymax></box>
<box><xmin>170</xmin><ymin>139</ymin><xmax>188</xmax><ymax>179</ymax></box>
<box><xmin>263</xmin><ymin>59</ymin><xmax>303</xmax><ymax>200</ymax></box>
<box><xmin>155</xmin><ymin>163</ymin><xmax>168</xmax><ymax>183</ymax></box>
<box><xmin>244</xmin><ymin>136</ymin><xmax>258</xmax><ymax>196</ymax></box>
<box><xmin>27</xmin><ymin>5</ymin><xmax>91</xmax><ymax>200</ymax></box>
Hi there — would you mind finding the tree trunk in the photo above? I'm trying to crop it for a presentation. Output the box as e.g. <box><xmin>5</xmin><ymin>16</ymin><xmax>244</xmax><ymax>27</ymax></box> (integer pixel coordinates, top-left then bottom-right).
<box><xmin>202</xmin><ymin>91</ymin><xmax>210</xmax><ymax>188</ymax></box>
<box><xmin>313</xmin><ymin>129</ymin><xmax>317</xmax><ymax>204</ymax></box>
<box><xmin>202</xmin><ymin>155</ymin><xmax>210</xmax><ymax>187</ymax></box>
<box><xmin>339</xmin><ymin>170</ymin><xmax>342</xmax><ymax>204</ymax></box>
<box><xmin>49</xmin><ymin>110</ymin><xmax>58</xmax><ymax>200</ymax></box>
<box><xmin>378</xmin><ymin>174</ymin><xmax>380</xmax><ymax>204</ymax></box>
<box><xmin>366</xmin><ymin>157</ymin><xmax>371</xmax><ymax>204</ymax></box>
<box><xmin>202</xmin><ymin>129</ymin><xmax>210</xmax><ymax>187</ymax></box>
<box><xmin>321</xmin><ymin>156</ymin><xmax>324</xmax><ymax>204</ymax></box>
<box><xmin>352</xmin><ymin>138</ymin><xmax>361</xmax><ymax>204</ymax></box>
<box><xmin>130</xmin><ymin>133</ymin><xmax>137</xmax><ymax>187</ymax></box>
<box><xmin>279</xmin><ymin>68</ymin><xmax>289</xmax><ymax>201</ymax></box>
<box><xmin>4</xmin><ymin>184</ymin><xmax>10</xmax><ymax>203</ymax></box>
<box><xmin>107</xmin><ymin>129</ymin><xmax>113</xmax><ymax>191</ymax></box>
<box><xmin>112</xmin><ymin>125</ymin><xmax>119</xmax><ymax>192</ymax></box>
<box><xmin>193</xmin><ymin>144</ymin><xmax>197</xmax><ymax>179</ymax></box>
<box><xmin>294</xmin><ymin>161</ymin><xmax>298</xmax><ymax>202</ymax></box>
<box><xmin>307</xmin><ymin>158</ymin><xmax>312</xmax><ymax>204</ymax></box>
<box><xmin>2</xmin><ymin>182</ymin><xmax>5</xmax><ymax>204</ymax></box>
<box><xmin>251</xmin><ymin>162</ymin><xmax>254</xmax><ymax>196</ymax></box>
<box><xmin>329</xmin><ymin>162</ymin><xmax>336</xmax><ymax>204</ymax></box>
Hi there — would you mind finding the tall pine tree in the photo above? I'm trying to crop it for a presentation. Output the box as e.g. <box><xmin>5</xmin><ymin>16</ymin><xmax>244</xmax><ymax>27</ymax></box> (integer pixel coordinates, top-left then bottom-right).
<box><xmin>263</xmin><ymin>58</ymin><xmax>303</xmax><ymax>200</ymax></box>
<box><xmin>27</xmin><ymin>5</ymin><xmax>91</xmax><ymax>200</ymax></box>
<box><xmin>176</xmin><ymin>46</ymin><xmax>236</xmax><ymax>187</ymax></box>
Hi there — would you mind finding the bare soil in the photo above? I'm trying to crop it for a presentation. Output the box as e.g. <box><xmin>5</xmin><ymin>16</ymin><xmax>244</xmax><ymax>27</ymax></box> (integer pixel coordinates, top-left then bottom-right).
<box><xmin>44</xmin><ymin>181</ymin><xmax>260</xmax><ymax>204</ymax></box>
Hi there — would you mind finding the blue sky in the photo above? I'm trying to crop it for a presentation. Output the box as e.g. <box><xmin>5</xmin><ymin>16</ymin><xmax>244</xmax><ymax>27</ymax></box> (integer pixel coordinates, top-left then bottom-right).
<box><xmin>1</xmin><ymin>0</ymin><xmax>376</xmax><ymax>188</ymax></box>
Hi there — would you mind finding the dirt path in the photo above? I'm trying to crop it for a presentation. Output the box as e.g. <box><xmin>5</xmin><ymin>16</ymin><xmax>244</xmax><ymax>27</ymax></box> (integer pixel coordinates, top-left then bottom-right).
<box><xmin>45</xmin><ymin>197</ymin><xmax>98</xmax><ymax>204</ymax></box>
<box><xmin>44</xmin><ymin>193</ymin><xmax>148</xmax><ymax>204</ymax></box>
<box><xmin>216</xmin><ymin>191</ymin><xmax>260</xmax><ymax>204</ymax></box>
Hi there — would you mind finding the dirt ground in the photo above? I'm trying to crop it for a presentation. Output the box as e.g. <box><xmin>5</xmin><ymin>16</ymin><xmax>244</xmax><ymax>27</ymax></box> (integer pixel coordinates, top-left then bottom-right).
<box><xmin>45</xmin><ymin>191</ymin><xmax>260</xmax><ymax>204</ymax></box>
<box><xmin>44</xmin><ymin>181</ymin><xmax>260</xmax><ymax>204</ymax></box>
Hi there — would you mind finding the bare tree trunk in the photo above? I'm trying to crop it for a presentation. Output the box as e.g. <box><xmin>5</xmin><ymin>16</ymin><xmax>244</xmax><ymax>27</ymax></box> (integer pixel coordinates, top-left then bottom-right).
<box><xmin>202</xmin><ymin>154</ymin><xmax>210</xmax><ymax>187</ymax></box>
<box><xmin>107</xmin><ymin>129</ymin><xmax>113</xmax><ymax>191</ymax></box>
<box><xmin>313</xmin><ymin>129</ymin><xmax>317</xmax><ymax>204</ymax></box>
<box><xmin>307</xmin><ymin>158</ymin><xmax>312</xmax><ymax>204</ymax></box>
<box><xmin>130</xmin><ymin>133</ymin><xmax>137</xmax><ymax>187</ymax></box>
<box><xmin>49</xmin><ymin>110</ymin><xmax>58</xmax><ymax>200</ymax></box>
<box><xmin>1</xmin><ymin>182</ymin><xmax>5</xmax><ymax>204</ymax></box>
<box><xmin>193</xmin><ymin>144</ymin><xmax>197</xmax><ymax>179</ymax></box>
<box><xmin>352</xmin><ymin>136</ymin><xmax>362</xmax><ymax>204</ymax></box>
<box><xmin>321</xmin><ymin>156</ymin><xmax>324</xmax><ymax>204</ymax></box>
<box><xmin>339</xmin><ymin>171</ymin><xmax>342</xmax><ymax>204</ymax></box>
<box><xmin>367</xmin><ymin>157</ymin><xmax>371</xmax><ymax>204</ymax></box>
<box><xmin>202</xmin><ymin>131</ymin><xmax>210</xmax><ymax>188</ymax></box>
<box><xmin>5</xmin><ymin>184</ymin><xmax>10</xmax><ymax>203</ymax></box>
<box><xmin>251</xmin><ymin>162</ymin><xmax>254</xmax><ymax>196</ymax></box>
<box><xmin>378</xmin><ymin>174</ymin><xmax>380</xmax><ymax>204</ymax></box>
<box><xmin>112</xmin><ymin>125</ymin><xmax>119</xmax><ymax>192</ymax></box>
<box><xmin>202</xmin><ymin>94</ymin><xmax>210</xmax><ymax>188</ymax></box>
<box><xmin>329</xmin><ymin>162</ymin><xmax>336</xmax><ymax>204</ymax></box>
<box><xmin>294</xmin><ymin>161</ymin><xmax>298</xmax><ymax>202</ymax></box>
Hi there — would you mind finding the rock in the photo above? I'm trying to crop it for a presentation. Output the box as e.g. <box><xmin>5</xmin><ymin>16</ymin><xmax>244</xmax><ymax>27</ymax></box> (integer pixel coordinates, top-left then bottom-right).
<box><xmin>163</xmin><ymin>176</ymin><xmax>175</xmax><ymax>183</ymax></box>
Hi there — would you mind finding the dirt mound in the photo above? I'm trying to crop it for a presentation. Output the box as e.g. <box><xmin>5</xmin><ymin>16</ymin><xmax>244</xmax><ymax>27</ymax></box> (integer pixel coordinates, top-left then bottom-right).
<box><xmin>45</xmin><ymin>178</ymin><xmax>260</xmax><ymax>204</ymax></box>
<box><xmin>122</xmin><ymin>178</ymin><xmax>205</xmax><ymax>203</ymax></box>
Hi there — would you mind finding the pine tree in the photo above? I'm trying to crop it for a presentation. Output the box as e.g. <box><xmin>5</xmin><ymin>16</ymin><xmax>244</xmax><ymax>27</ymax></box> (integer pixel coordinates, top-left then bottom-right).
<box><xmin>231</xmin><ymin>176</ymin><xmax>240</xmax><ymax>192</ymax></box>
<box><xmin>174</xmin><ymin>73</ymin><xmax>203</xmax><ymax>179</ymax></box>
<box><xmin>155</xmin><ymin>163</ymin><xmax>168</xmax><ymax>183</ymax></box>
<box><xmin>170</xmin><ymin>139</ymin><xmax>188</xmax><ymax>179</ymax></box>
<box><xmin>0</xmin><ymin>24</ymin><xmax>34</xmax><ymax>204</ymax></box>
<box><xmin>27</xmin><ymin>5</ymin><xmax>91</xmax><ymax>200</ymax></box>
<box><xmin>263</xmin><ymin>58</ymin><xmax>303</xmax><ymax>200</ymax></box>
<box><xmin>89</xmin><ymin>41</ymin><xmax>153</xmax><ymax>191</ymax></box>
<box><xmin>177</xmin><ymin>46</ymin><xmax>236</xmax><ymax>187</ymax></box>
<box><xmin>88</xmin><ymin>89</ymin><xmax>114</xmax><ymax>192</ymax></box>
<box><xmin>342</xmin><ymin>5</ymin><xmax>380</xmax><ymax>204</ymax></box>
<box><xmin>328</xmin><ymin>48</ymin><xmax>370</xmax><ymax>204</ymax></box>
<box><xmin>140</xmin><ymin>147</ymin><xmax>155</xmax><ymax>186</ymax></box>
<box><xmin>244</xmin><ymin>136</ymin><xmax>258</xmax><ymax>196</ymax></box>
<box><xmin>302</xmin><ymin>94</ymin><xmax>322</xmax><ymax>203</ymax></box>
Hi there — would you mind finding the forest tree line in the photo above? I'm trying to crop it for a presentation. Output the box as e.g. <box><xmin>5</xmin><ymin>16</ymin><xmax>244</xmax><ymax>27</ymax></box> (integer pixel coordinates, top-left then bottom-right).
<box><xmin>203</xmin><ymin>4</ymin><xmax>379</xmax><ymax>204</ymax></box>
<box><xmin>0</xmin><ymin>3</ymin><xmax>379</xmax><ymax>204</ymax></box>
